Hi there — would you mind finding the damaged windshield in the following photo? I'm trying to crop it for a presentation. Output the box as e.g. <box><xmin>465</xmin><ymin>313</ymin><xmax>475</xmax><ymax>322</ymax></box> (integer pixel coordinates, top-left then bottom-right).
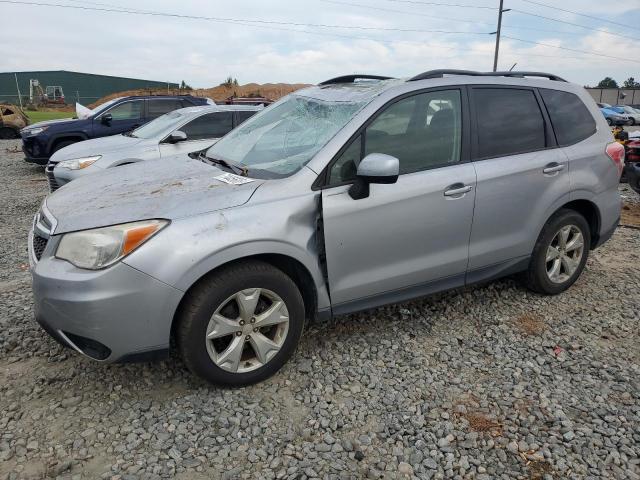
<box><xmin>205</xmin><ymin>93</ymin><xmax>367</xmax><ymax>178</ymax></box>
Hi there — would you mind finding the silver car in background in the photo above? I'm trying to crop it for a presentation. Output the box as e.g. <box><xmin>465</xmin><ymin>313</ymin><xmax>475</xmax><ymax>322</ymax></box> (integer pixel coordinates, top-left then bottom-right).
<box><xmin>29</xmin><ymin>70</ymin><xmax>622</xmax><ymax>386</ymax></box>
<box><xmin>45</xmin><ymin>104</ymin><xmax>261</xmax><ymax>191</ymax></box>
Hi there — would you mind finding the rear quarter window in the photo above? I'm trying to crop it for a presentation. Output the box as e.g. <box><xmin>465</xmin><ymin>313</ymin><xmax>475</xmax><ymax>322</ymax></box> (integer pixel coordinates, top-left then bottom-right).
<box><xmin>540</xmin><ymin>89</ymin><xmax>597</xmax><ymax>146</ymax></box>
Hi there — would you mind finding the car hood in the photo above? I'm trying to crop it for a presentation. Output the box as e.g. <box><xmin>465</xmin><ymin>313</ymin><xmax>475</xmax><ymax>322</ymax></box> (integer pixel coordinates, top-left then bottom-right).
<box><xmin>25</xmin><ymin>117</ymin><xmax>77</xmax><ymax>130</ymax></box>
<box><xmin>46</xmin><ymin>156</ymin><xmax>264</xmax><ymax>234</ymax></box>
<box><xmin>49</xmin><ymin>134</ymin><xmax>146</xmax><ymax>163</ymax></box>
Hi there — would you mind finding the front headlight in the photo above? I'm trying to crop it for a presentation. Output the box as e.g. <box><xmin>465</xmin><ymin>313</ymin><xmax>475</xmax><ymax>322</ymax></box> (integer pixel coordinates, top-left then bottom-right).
<box><xmin>55</xmin><ymin>219</ymin><xmax>168</xmax><ymax>270</ymax></box>
<box><xmin>23</xmin><ymin>126</ymin><xmax>48</xmax><ymax>136</ymax></box>
<box><xmin>57</xmin><ymin>155</ymin><xmax>101</xmax><ymax>170</ymax></box>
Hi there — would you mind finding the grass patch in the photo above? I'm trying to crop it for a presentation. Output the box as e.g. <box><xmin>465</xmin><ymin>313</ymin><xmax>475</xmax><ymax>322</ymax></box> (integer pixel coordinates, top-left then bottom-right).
<box><xmin>27</xmin><ymin>110</ymin><xmax>74</xmax><ymax>123</ymax></box>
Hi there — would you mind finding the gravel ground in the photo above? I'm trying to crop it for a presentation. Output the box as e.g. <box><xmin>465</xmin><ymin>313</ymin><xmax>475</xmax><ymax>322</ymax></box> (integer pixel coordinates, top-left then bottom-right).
<box><xmin>0</xmin><ymin>138</ymin><xmax>639</xmax><ymax>480</ymax></box>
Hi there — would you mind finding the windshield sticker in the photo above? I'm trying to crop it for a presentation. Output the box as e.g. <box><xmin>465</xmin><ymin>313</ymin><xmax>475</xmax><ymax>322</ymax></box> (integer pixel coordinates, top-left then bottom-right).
<box><xmin>214</xmin><ymin>173</ymin><xmax>255</xmax><ymax>185</ymax></box>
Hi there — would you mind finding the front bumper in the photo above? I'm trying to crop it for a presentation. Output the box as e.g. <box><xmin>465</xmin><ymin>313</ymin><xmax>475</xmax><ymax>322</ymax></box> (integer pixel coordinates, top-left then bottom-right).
<box><xmin>30</xmin><ymin>231</ymin><xmax>184</xmax><ymax>362</ymax></box>
<box><xmin>49</xmin><ymin>163</ymin><xmax>95</xmax><ymax>190</ymax></box>
<box><xmin>22</xmin><ymin>136</ymin><xmax>49</xmax><ymax>164</ymax></box>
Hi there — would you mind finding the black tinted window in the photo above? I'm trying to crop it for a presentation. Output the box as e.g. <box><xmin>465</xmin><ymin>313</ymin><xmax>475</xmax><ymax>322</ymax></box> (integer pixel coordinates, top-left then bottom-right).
<box><xmin>474</xmin><ymin>88</ymin><xmax>545</xmax><ymax>158</ymax></box>
<box><xmin>181</xmin><ymin>112</ymin><xmax>233</xmax><ymax>140</ymax></box>
<box><xmin>237</xmin><ymin>110</ymin><xmax>257</xmax><ymax>125</ymax></box>
<box><xmin>147</xmin><ymin>99</ymin><xmax>182</xmax><ymax>119</ymax></box>
<box><xmin>540</xmin><ymin>89</ymin><xmax>596</xmax><ymax>146</ymax></box>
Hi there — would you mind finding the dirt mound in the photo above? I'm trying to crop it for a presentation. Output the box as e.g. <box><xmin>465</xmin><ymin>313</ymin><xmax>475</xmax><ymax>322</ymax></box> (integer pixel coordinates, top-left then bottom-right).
<box><xmin>88</xmin><ymin>82</ymin><xmax>310</xmax><ymax>109</ymax></box>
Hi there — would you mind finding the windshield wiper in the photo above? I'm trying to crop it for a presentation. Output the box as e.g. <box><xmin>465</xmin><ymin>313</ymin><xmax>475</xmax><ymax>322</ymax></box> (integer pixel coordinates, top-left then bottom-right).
<box><xmin>200</xmin><ymin>153</ymin><xmax>249</xmax><ymax>176</ymax></box>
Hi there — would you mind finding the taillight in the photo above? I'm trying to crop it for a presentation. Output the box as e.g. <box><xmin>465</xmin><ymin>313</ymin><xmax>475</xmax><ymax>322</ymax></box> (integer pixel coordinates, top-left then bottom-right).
<box><xmin>605</xmin><ymin>142</ymin><xmax>625</xmax><ymax>176</ymax></box>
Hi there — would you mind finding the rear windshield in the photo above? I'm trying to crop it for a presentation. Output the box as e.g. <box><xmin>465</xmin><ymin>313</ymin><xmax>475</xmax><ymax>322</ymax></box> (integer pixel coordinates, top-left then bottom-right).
<box><xmin>205</xmin><ymin>94</ymin><xmax>367</xmax><ymax>178</ymax></box>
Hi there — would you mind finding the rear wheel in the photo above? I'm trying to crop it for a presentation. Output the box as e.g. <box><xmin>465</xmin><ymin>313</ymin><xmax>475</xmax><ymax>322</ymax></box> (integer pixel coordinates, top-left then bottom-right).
<box><xmin>525</xmin><ymin>209</ymin><xmax>590</xmax><ymax>295</ymax></box>
<box><xmin>177</xmin><ymin>261</ymin><xmax>305</xmax><ymax>386</ymax></box>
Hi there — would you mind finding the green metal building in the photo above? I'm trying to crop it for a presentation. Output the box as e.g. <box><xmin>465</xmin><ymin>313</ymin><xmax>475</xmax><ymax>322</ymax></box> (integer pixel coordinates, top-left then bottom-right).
<box><xmin>0</xmin><ymin>70</ymin><xmax>179</xmax><ymax>106</ymax></box>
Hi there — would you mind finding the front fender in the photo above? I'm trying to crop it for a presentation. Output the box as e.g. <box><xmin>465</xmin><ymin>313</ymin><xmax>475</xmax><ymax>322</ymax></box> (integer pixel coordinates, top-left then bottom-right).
<box><xmin>123</xmin><ymin>193</ymin><xmax>331</xmax><ymax>310</ymax></box>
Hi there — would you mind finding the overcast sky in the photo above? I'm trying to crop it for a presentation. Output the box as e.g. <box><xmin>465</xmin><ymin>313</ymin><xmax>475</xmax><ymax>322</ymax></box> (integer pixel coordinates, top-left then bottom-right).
<box><xmin>1</xmin><ymin>0</ymin><xmax>639</xmax><ymax>87</ymax></box>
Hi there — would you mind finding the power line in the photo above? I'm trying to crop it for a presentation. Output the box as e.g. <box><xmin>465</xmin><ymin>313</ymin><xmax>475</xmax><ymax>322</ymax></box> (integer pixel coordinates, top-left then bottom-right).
<box><xmin>510</xmin><ymin>8</ymin><xmax>640</xmax><ymax>42</ymax></box>
<box><xmin>382</xmin><ymin>0</ymin><xmax>496</xmax><ymax>8</ymax></box>
<box><xmin>519</xmin><ymin>0</ymin><xmax>640</xmax><ymax>32</ymax></box>
<box><xmin>0</xmin><ymin>0</ymin><xmax>492</xmax><ymax>35</ymax></box>
<box><xmin>501</xmin><ymin>35</ymin><xmax>640</xmax><ymax>64</ymax></box>
<box><xmin>321</xmin><ymin>0</ymin><xmax>587</xmax><ymax>35</ymax></box>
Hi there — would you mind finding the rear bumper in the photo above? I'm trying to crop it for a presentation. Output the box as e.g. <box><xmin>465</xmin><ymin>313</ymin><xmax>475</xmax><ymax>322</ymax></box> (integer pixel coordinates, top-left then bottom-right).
<box><xmin>30</xmin><ymin>236</ymin><xmax>184</xmax><ymax>362</ymax></box>
<box><xmin>591</xmin><ymin>187</ymin><xmax>622</xmax><ymax>249</ymax></box>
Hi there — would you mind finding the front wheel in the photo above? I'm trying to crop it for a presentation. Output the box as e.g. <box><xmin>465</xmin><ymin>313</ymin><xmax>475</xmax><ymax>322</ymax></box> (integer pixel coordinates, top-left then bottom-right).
<box><xmin>177</xmin><ymin>261</ymin><xmax>305</xmax><ymax>386</ymax></box>
<box><xmin>525</xmin><ymin>210</ymin><xmax>590</xmax><ymax>295</ymax></box>
<box><xmin>606</xmin><ymin>118</ymin><xmax>613</xmax><ymax>126</ymax></box>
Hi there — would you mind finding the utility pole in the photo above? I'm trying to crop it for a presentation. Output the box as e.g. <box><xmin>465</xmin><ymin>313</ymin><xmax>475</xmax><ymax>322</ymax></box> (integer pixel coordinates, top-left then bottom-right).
<box><xmin>492</xmin><ymin>0</ymin><xmax>510</xmax><ymax>72</ymax></box>
<box><xmin>14</xmin><ymin>73</ymin><xmax>23</xmax><ymax>109</ymax></box>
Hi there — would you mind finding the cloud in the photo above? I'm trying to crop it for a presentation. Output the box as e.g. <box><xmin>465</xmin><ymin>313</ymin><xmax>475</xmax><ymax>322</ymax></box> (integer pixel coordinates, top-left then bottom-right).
<box><xmin>1</xmin><ymin>0</ymin><xmax>638</xmax><ymax>88</ymax></box>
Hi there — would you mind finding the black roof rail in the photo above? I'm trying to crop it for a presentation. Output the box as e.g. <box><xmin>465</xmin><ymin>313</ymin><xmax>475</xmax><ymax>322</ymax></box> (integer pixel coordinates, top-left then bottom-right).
<box><xmin>319</xmin><ymin>74</ymin><xmax>394</xmax><ymax>85</ymax></box>
<box><xmin>409</xmin><ymin>69</ymin><xmax>567</xmax><ymax>82</ymax></box>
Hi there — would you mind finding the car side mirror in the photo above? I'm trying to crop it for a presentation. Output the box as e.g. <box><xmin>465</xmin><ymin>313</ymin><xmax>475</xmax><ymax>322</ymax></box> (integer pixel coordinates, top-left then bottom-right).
<box><xmin>167</xmin><ymin>130</ymin><xmax>188</xmax><ymax>144</ymax></box>
<box><xmin>348</xmin><ymin>153</ymin><xmax>399</xmax><ymax>200</ymax></box>
<box><xmin>101</xmin><ymin>113</ymin><xmax>112</xmax><ymax>125</ymax></box>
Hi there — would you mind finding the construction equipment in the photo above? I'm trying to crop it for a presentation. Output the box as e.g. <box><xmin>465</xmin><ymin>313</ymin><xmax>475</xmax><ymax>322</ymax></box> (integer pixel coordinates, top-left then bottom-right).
<box><xmin>28</xmin><ymin>79</ymin><xmax>65</xmax><ymax>108</ymax></box>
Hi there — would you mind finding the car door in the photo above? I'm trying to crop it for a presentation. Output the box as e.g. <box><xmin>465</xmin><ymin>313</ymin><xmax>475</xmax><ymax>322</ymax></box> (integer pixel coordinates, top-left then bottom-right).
<box><xmin>159</xmin><ymin>111</ymin><xmax>234</xmax><ymax>157</ymax></box>
<box><xmin>466</xmin><ymin>86</ymin><xmax>569</xmax><ymax>278</ymax></box>
<box><xmin>320</xmin><ymin>88</ymin><xmax>477</xmax><ymax>313</ymax></box>
<box><xmin>92</xmin><ymin>100</ymin><xmax>144</xmax><ymax>136</ymax></box>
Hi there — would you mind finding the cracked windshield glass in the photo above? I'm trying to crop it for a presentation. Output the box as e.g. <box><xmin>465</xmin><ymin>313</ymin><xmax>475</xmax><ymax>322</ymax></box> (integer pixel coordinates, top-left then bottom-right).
<box><xmin>205</xmin><ymin>93</ymin><xmax>366</xmax><ymax>178</ymax></box>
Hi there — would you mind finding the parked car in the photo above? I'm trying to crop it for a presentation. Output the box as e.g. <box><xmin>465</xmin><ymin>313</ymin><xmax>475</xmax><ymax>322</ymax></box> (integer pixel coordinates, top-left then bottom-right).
<box><xmin>600</xmin><ymin>106</ymin><xmax>631</xmax><ymax>126</ymax></box>
<box><xmin>20</xmin><ymin>95</ymin><xmax>212</xmax><ymax>165</ymax></box>
<box><xmin>613</xmin><ymin>105</ymin><xmax>640</xmax><ymax>125</ymax></box>
<box><xmin>46</xmin><ymin>104</ymin><xmax>261</xmax><ymax>192</ymax></box>
<box><xmin>0</xmin><ymin>104</ymin><xmax>29</xmax><ymax>139</ymax></box>
<box><xmin>29</xmin><ymin>70</ymin><xmax>621</xmax><ymax>386</ymax></box>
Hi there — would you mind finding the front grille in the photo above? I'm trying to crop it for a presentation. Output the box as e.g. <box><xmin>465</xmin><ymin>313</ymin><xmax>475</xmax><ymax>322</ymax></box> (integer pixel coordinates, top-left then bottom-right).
<box><xmin>32</xmin><ymin>234</ymin><xmax>48</xmax><ymax>261</ymax></box>
<box><xmin>45</xmin><ymin>166</ymin><xmax>60</xmax><ymax>192</ymax></box>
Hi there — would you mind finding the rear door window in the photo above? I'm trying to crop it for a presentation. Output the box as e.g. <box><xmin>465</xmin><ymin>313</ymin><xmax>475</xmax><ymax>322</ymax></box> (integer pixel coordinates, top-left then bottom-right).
<box><xmin>180</xmin><ymin>112</ymin><xmax>233</xmax><ymax>140</ymax></box>
<box><xmin>147</xmin><ymin>99</ymin><xmax>182</xmax><ymax>119</ymax></box>
<box><xmin>473</xmin><ymin>88</ymin><xmax>546</xmax><ymax>158</ymax></box>
<box><xmin>540</xmin><ymin>89</ymin><xmax>596</xmax><ymax>146</ymax></box>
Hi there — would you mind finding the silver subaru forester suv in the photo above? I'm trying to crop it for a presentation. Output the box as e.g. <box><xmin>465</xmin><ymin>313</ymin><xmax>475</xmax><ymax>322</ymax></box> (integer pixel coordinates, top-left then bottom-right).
<box><xmin>29</xmin><ymin>70</ymin><xmax>623</xmax><ymax>386</ymax></box>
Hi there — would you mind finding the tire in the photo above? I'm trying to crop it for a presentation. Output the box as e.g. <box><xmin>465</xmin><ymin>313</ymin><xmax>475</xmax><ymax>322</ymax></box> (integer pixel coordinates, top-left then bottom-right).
<box><xmin>525</xmin><ymin>209</ymin><xmax>591</xmax><ymax>295</ymax></box>
<box><xmin>53</xmin><ymin>139</ymin><xmax>77</xmax><ymax>153</ymax></box>
<box><xmin>0</xmin><ymin>127</ymin><xmax>17</xmax><ymax>139</ymax></box>
<box><xmin>606</xmin><ymin>118</ymin><xmax>613</xmax><ymax>126</ymax></box>
<box><xmin>177</xmin><ymin>260</ymin><xmax>305</xmax><ymax>386</ymax></box>
<box><xmin>631</xmin><ymin>118</ymin><xmax>636</xmax><ymax>126</ymax></box>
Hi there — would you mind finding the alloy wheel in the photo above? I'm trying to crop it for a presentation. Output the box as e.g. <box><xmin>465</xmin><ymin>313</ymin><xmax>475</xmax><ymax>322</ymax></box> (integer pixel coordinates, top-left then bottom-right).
<box><xmin>205</xmin><ymin>288</ymin><xmax>289</xmax><ymax>373</ymax></box>
<box><xmin>545</xmin><ymin>225</ymin><xmax>584</xmax><ymax>284</ymax></box>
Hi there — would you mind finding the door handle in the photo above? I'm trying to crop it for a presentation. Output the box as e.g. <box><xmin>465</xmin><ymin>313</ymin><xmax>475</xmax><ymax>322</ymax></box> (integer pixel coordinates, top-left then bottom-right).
<box><xmin>444</xmin><ymin>184</ymin><xmax>473</xmax><ymax>197</ymax></box>
<box><xmin>543</xmin><ymin>163</ymin><xmax>565</xmax><ymax>175</ymax></box>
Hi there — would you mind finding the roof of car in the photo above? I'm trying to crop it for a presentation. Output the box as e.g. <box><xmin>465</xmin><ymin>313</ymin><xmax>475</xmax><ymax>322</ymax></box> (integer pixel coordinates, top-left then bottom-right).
<box><xmin>174</xmin><ymin>104</ymin><xmax>263</xmax><ymax>115</ymax></box>
<box><xmin>299</xmin><ymin>70</ymin><xmax>579</xmax><ymax>104</ymax></box>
